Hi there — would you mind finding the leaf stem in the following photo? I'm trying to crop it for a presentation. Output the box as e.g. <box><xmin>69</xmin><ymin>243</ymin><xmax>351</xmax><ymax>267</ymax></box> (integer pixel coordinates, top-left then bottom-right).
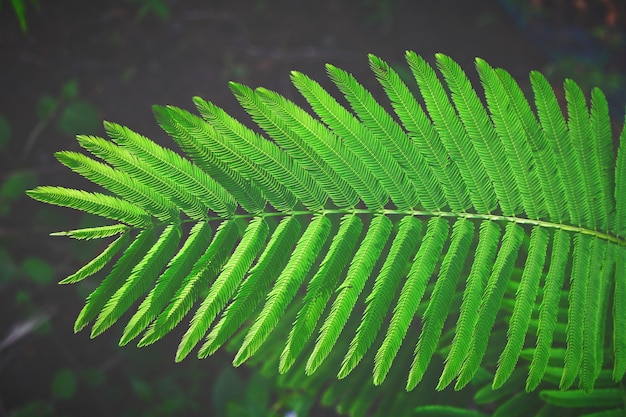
<box><xmin>176</xmin><ymin>208</ymin><xmax>626</xmax><ymax>247</ymax></box>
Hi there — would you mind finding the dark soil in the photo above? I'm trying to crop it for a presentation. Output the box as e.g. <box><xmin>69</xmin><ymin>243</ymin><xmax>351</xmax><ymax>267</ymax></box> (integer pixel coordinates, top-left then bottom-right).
<box><xmin>0</xmin><ymin>1</ymin><xmax>624</xmax><ymax>416</ymax></box>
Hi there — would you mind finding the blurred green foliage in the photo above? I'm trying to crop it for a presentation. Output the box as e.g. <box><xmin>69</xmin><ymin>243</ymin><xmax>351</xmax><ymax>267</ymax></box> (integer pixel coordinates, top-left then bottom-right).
<box><xmin>0</xmin><ymin>0</ymin><xmax>39</xmax><ymax>32</ymax></box>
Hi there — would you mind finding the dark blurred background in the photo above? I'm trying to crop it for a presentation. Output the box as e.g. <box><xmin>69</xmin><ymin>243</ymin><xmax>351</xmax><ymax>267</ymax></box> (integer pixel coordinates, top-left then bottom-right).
<box><xmin>0</xmin><ymin>1</ymin><xmax>624</xmax><ymax>416</ymax></box>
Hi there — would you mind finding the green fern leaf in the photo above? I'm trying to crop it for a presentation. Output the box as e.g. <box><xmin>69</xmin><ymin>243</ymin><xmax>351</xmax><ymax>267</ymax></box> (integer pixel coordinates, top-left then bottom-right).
<box><xmin>234</xmin><ymin>215</ymin><xmax>331</xmax><ymax>366</ymax></box>
<box><xmin>195</xmin><ymin>92</ymin><xmax>327</xmax><ymax>210</ymax></box>
<box><xmin>200</xmin><ymin>216</ymin><xmax>301</xmax><ymax>357</ymax></box>
<box><xmin>476</xmin><ymin>58</ymin><xmax>545</xmax><ymax>219</ymax></box>
<box><xmin>375</xmin><ymin>216</ymin><xmax>448</xmax><ymax>386</ymax></box>
<box><xmin>244</xmin><ymin>85</ymin><xmax>360</xmax><ymax>209</ymax></box>
<box><xmin>455</xmin><ymin>223</ymin><xmax>525</xmax><ymax>390</ymax></box>
<box><xmin>368</xmin><ymin>54</ymin><xmax>460</xmax><ymax>211</ymax></box>
<box><xmin>152</xmin><ymin>105</ymin><xmax>265</xmax><ymax>214</ymax></box>
<box><xmin>561</xmin><ymin>234</ymin><xmax>593</xmax><ymax>389</ymax></box>
<box><xmin>51</xmin><ymin>223</ymin><xmax>130</xmax><ymax>240</ymax></box>
<box><xmin>409</xmin><ymin>218</ymin><xmax>474</xmax><ymax>389</ymax></box>
<box><xmin>27</xmin><ymin>186</ymin><xmax>152</xmax><ymax>228</ymax></box>
<box><xmin>530</xmin><ymin>72</ymin><xmax>583</xmax><ymax>226</ymax></box>
<box><xmin>580</xmin><ymin>239</ymin><xmax>610</xmax><ymax>393</ymax></box>
<box><xmin>91</xmin><ymin>224</ymin><xmax>181</xmax><ymax>337</ymax></box>
<box><xmin>437</xmin><ymin>54</ymin><xmax>520</xmax><ymax>216</ymax></box>
<box><xmin>105</xmin><ymin>121</ymin><xmax>237</xmax><ymax>218</ymax></box>
<box><xmin>74</xmin><ymin>227</ymin><xmax>156</xmax><ymax>333</ymax></box>
<box><xmin>494</xmin><ymin>67</ymin><xmax>567</xmax><ymax>222</ymax></box>
<box><xmin>439</xmin><ymin>220</ymin><xmax>500</xmax><ymax>389</ymax></box>
<box><xmin>120</xmin><ymin>221</ymin><xmax>212</xmax><ymax>345</ymax></box>
<box><xmin>27</xmin><ymin>51</ymin><xmax>626</xmax><ymax>413</ymax></box>
<box><xmin>59</xmin><ymin>232</ymin><xmax>130</xmax><ymax>284</ymax></box>
<box><xmin>407</xmin><ymin>51</ymin><xmax>494</xmax><ymax>213</ymax></box>
<box><xmin>290</xmin><ymin>71</ymin><xmax>388</xmax><ymax>209</ymax></box>
<box><xmin>564</xmin><ymin>80</ymin><xmax>601</xmax><ymax>229</ymax></box>
<box><xmin>494</xmin><ymin>226</ymin><xmax>549</xmax><ymax>388</ymax></box>
<box><xmin>280</xmin><ymin>214</ymin><xmax>362</xmax><ymax>373</ymax></box>
<box><xmin>307</xmin><ymin>215</ymin><xmax>392</xmax><ymax>375</ymax></box>
<box><xmin>526</xmin><ymin>229</ymin><xmax>570</xmax><ymax>391</ymax></box>
<box><xmin>589</xmin><ymin>87</ymin><xmax>615</xmax><ymax>231</ymax></box>
<box><xmin>339</xmin><ymin>215</ymin><xmax>422</xmax><ymax>378</ymax></box>
<box><xmin>613</xmin><ymin>246</ymin><xmax>626</xmax><ymax>381</ymax></box>
<box><xmin>54</xmin><ymin>151</ymin><xmax>178</xmax><ymax>222</ymax></box>
<box><xmin>138</xmin><ymin>220</ymin><xmax>239</xmax><ymax>347</ymax></box>
<box><xmin>176</xmin><ymin>217</ymin><xmax>268</xmax><ymax>361</ymax></box>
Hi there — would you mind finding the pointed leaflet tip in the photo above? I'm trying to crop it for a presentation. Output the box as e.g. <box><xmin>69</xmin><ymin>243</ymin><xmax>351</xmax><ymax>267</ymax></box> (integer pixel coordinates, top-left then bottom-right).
<box><xmin>103</xmin><ymin>120</ymin><xmax>122</xmax><ymax>139</ymax></box>
<box><xmin>474</xmin><ymin>57</ymin><xmax>488</xmax><ymax>68</ymax></box>
<box><xmin>368</xmin><ymin>54</ymin><xmax>386</xmax><ymax>70</ymax></box>
<box><xmin>102</xmin><ymin>119</ymin><xmax>114</xmax><ymax>131</ymax></box>
<box><xmin>227</xmin><ymin>81</ymin><xmax>246</xmax><ymax>94</ymax></box>
<box><xmin>49</xmin><ymin>231</ymin><xmax>69</xmax><ymax>237</ymax></box>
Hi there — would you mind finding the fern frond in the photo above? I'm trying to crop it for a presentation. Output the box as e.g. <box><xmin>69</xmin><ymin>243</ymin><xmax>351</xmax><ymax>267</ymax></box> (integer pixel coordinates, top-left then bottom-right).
<box><xmin>339</xmin><ymin>215</ymin><xmax>422</xmax><ymax>378</ymax></box>
<box><xmin>563</xmin><ymin>80</ymin><xmax>601</xmax><ymax>229</ymax></box>
<box><xmin>407</xmin><ymin>51</ymin><xmax>495</xmax><ymax>213</ymax></box>
<box><xmin>120</xmin><ymin>221</ymin><xmax>213</xmax><ymax>345</ymax></box>
<box><xmin>234</xmin><ymin>215</ymin><xmax>332</xmax><ymax>366</ymax></box>
<box><xmin>51</xmin><ymin>223</ymin><xmax>129</xmax><ymax>240</ymax></box>
<box><xmin>527</xmin><ymin>230</ymin><xmax>570</xmax><ymax>391</ymax></box>
<box><xmin>612</xmin><ymin>245</ymin><xmax>626</xmax><ymax>381</ymax></box>
<box><xmin>105</xmin><ymin>121</ymin><xmax>237</xmax><ymax>218</ymax></box>
<box><xmin>594</xmin><ymin>245</ymin><xmax>614</xmax><ymax>384</ymax></box>
<box><xmin>243</xmin><ymin>86</ymin><xmax>360</xmax><ymax>208</ymax></box>
<box><xmin>439</xmin><ymin>220</ymin><xmax>500</xmax><ymax>389</ymax></box>
<box><xmin>28</xmin><ymin>52</ymin><xmax>626</xmax><ymax>412</ymax></box>
<box><xmin>138</xmin><ymin>220</ymin><xmax>239</xmax><ymax>347</ymax></box>
<box><xmin>152</xmin><ymin>105</ymin><xmax>266</xmax><ymax>214</ymax></box>
<box><xmin>176</xmin><ymin>217</ymin><xmax>268</xmax><ymax>361</ymax></box>
<box><xmin>200</xmin><ymin>216</ymin><xmax>301</xmax><ymax>357</ymax></box>
<box><xmin>54</xmin><ymin>151</ymin><xmax>177</xmax><ymax>222</ymax></box>
<box><xmin>194</xmin><ymin>94</ymin><xmax>327</xmax><ymax>210</ymax></box>
<box><xmin>76</xmin><ymin>134</ymin><xmax>207</xmax><ymax>220</ymax></box>
<box><xmin>408</xmin><ymin>218</ymin><xmax>474</xmax><ymax>389</ymax></box>
<box><xmin>27</xmin><ymin>186</ymin><xmax>152</xmax><ymax>228</ymax></box>
<box><xmin>91</xmin><ymin>224</ymin><xmax>181</xmax><ymax>337</ymax></box>
<box><xmin>280</xmin><ymin>214</ymin><xmax>362</xmax><ymax>373</ymax></box>
<box><xmin>307</xmin><ymin>215</ymin><xmax>392</xmax><ymax>375</ymax></box>
<box><xmin>561</xmin><ymin>234</ymin><xmax>593</xmax><ymax>389</ymax></box>
<box><xmin>580</xmin><ymin>239</ymin><xmax>609</xmax><ymax>392</ymax></box>
<box><xmin>74</xmin><ymin>228</ymin><xmax>156</xmax><ymax>333</ymax></box>
<box><xmin>59</xmin><ymin>232</ymin><xmax>130</xmax><ymax>284</ymax></box>
<box><xmin>368</xmin><ymin>54</ymin><xmax>462</xmax><ymax>211</ymax></box>
<box><xmin>476</xmin><ymin>58</ymin><xmax>544</xmax><ymax>219</ymax></box>
<box><xmin>454</xmin><ymin>222</ymin><xmax>524</xmax><ymax>390</ymax></box>
<box><xmin>495</xmin><ymin>68</ymin><xmax>566</xmax><ymax>222</ymax></box>
<box><xmin>290</xmin><ymin>71</ymin><xmax>390</xmax><ymax>209</ymax></box>
<box><xmin>589</xmin><ymin>87</ymin><xmax>614</xmax><ymax>231</ymax></box>
<box><xmin>530</xmin><ymin>72</ymin><xmax>583</xmax><ymax>226</ymax></box>
<box><xmin>374</xmin><ymin>217</ymin><xmax>448</xmax><ymax>385</ymax></box>
<box><xmin>475</xmin><ymin>367</ymin><xmax>527</xmax><ymax>404</ymax></box>
<box><xmin>436</xmin><ymin>54</ymin><xmax>520</xmax><ymax>216</ymax></box>
<box><xmin>493</xmin><ymin>226</ymin><xmax>549</xmax><ymax>388</ymax></box>
<box><xmin>326</xmin><ymin>64</ymin><xmax>440</xmax><ymax>210</ymax></box>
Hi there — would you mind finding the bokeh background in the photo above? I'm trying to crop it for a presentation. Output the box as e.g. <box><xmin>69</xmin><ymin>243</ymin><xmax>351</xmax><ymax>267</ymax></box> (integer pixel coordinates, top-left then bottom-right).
<box><xmin>1</xmin><ymin>1</ymin><xmax>625</xmax><ymax>416</ymax></box>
